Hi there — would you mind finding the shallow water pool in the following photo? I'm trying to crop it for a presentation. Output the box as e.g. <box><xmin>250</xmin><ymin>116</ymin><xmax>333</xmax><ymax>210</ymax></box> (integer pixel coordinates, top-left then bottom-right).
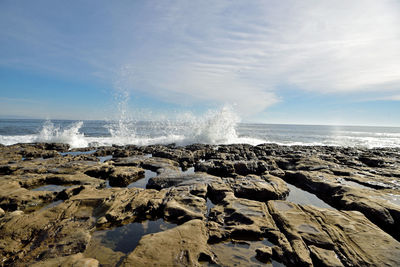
<box><xmin>286</xmin><ymin>183</ymin><xmax>334</xmax><ymax>209</ymax></box>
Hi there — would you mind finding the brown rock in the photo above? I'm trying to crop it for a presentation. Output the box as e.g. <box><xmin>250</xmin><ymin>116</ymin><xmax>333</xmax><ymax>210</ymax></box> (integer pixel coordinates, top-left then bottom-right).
<box><xmin>309</xmin><ymin>245</ymin><xmax>344</xmax><ymax>267</ymax></box>
<box><xmin>108</xmin><ymin>166</ymin><xmax>145</xmax><ymax>187</ymax></box>
<box><xmin>0</xmin><ymin>178</ymin><xmax>55</xmax><ymax>211</ymax></box>
<box><xmin>226</xmin><ymin>174</ymin><xmax>289</xmax><ymax>201</ymax></box>
<box><xmin>121</xmin><ymin>219</ymin><xmax>210</xmax><ymax>266</ymax></box>
<box><xmin>1</xmin><ymin>143</ymin><xmax>400</xmax><ymax>266</ymax></box>
<box><xmin>195</xmin><ymin>159</ymin><xmax>271</xmax><ymax>177</ymax></box>
<box><xmin>163</xmin><ymin>187</ymin><xmax>206</xmax><ymax>223</ymax></box>
<box><xmin>284</xmin><ymin>170</ymin><xmax>400</xmax><ymax>240</ymax></box>
<box><xmin>147</xmin><ymin>170</ymin><xmax>221</xmax><ymax>191</ymax></box>
<box><xmin>268</xmin><ymin>200</ymin><xmax>400</xmax><ymax>266</ymax></box>
<box><xmin>84</xmin><ymin>237</ymin><xmax>125</xmax><ymax>266</ymax></box>
<box><xmin>30</xmin><ymin>253</ymin><xmax>99</xmax><ymax>267</ymax></box>
<box><xmin>255</xmin><ymin>246</ymin><xmax>273</xmax><ymax>262</ymax></box>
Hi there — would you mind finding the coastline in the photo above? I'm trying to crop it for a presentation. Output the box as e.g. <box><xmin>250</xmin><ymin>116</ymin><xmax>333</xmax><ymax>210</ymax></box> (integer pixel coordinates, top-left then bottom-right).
<box><xmin>1</xmin><ymin>142</ymin><xmax>400</xmax><ymax>266</ymax></box>
<box><xmin>2</xmin><ymin>119</ymin><xmax>400</xmax><ymax>149</ymax></box>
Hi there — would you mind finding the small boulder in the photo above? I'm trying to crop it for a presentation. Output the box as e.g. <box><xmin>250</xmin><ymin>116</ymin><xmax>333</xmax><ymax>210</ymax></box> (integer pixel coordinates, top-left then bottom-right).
<box><xmin>309</xmin><ymin>245</ymin><xmax>344</xmax><ymax>267</ymax></box>
<box><xmin>109</xmin><ymin>166</ymin><xmax>145</xmax><ymax>187</ymax></box>
<box><xmin>255</xmin><ymin>246</ymin><xmax>273</xmax><ymax>262</ymax></box>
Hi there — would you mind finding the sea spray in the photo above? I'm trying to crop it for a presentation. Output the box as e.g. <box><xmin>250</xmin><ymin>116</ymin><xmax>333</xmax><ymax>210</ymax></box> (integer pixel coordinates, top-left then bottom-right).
<box><xmin>185</xmin><ymin>105</ymin><xmax>240</xmax><ymax>144</ymax></box>
<box><xmin>0</xmin><ymin>97</ymin><xmax>266</xmax><ymax>148</ymax></box>
<box><xmin>104</xmin><ymin>65</ymin><xmax>248</xmax><ymax>146</ymax></box>
<box><xmin>102</xmin><ymin>104</ymin><xmax>244</xmax><ymax>146</ymax></box>
<box><xmin>2</xmin><ymin>119</ymin><xmax>400</xmax><ymax>148</ymax></box>
<box><xmin>34</xmin><ymin>120</ymin><xmax>88</xmax><ymax>148</ymax></box>
<box><xmin>106</xmin><ymin>91</ymin><xmax>138</xmax><ymax>145</ymax></box>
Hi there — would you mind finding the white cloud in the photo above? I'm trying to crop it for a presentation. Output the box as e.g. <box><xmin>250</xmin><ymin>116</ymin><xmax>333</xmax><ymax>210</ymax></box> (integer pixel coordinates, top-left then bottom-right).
<box><xmin>374</xmin><ymin>94</ymin><xmax>400</xmax><ymax>101</ymax></box>
<box><xmin>116</xmin><ymin>0</ymin><xmax>400</xmax><ymax>116</ymax></box>
<box><xmin>1</xmin><ymin>0</ymin><xmax>400</xmax><ymax>119</ymax></box>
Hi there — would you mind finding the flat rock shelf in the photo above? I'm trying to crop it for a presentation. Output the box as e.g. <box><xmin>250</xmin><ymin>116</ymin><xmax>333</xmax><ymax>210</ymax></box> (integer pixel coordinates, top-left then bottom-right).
<box><xmin>0</xmin><ymin>142</ymin><xmax>400</xmax><ymax>266</ymax></box>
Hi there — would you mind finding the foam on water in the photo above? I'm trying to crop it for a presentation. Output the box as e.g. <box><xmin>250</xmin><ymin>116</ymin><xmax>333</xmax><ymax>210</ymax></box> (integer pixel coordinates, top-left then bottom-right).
<box><xmin>1</xmin><ymin>107</ymin><xmax>400</xmax><ymax>148</ymax></box>
<box><xmin>35</xmin><ymin>120</ymin><xmax>88</xmax><ymax>148</ymax></box>
<box><xmin>0</xmin><ymin>120</ymin><xmax>88</xmax><ymax>148</ymax></box>
<box><xmin>0</xmin><ymin>106</ymin><xmax>263</xmax><ymax>148</ymax></box>
<box><xmin>190</xmin><ymin>106</ymin><xmax>239</xmax><ymax>144</ymax></box>
<box><xmin>98</xmin><ymin>105</ymin><xmax>264</xmax><ymax>147</ymax></box>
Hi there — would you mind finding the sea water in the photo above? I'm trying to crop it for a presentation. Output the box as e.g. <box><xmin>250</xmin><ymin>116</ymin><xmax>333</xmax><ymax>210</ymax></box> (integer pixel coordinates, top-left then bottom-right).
<box><xmin>1</xmin><ymin>111</ymin><xmax>400</xmax><ymax>149</ymax></box>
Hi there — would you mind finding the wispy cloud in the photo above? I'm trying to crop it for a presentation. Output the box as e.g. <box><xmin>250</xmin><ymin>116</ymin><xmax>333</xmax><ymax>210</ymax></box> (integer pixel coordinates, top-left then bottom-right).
<box><xmin>373</xmin><ymin>94</ymin><xmax>400</xmax><ymax>101</ymax></box>
<box><xmin>115</xmin><ymin>0</ymin><xmax>400</xmax><ymax>117</ymax></box>
<box><xmin>1</xmin><ymin>0</ymin><xmax>400</xmax><ymax>119</ymax></box>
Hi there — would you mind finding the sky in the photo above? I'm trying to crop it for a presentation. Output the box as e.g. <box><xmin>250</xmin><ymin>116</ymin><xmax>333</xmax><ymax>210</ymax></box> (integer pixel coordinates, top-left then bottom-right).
<box><xmin>0</xmin><ymin>0</ymin><xmax>400</xmax><ymax>126</ymax></box>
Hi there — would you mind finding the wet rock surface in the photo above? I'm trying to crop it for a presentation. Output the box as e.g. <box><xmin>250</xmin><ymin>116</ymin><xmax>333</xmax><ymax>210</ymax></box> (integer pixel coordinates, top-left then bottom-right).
<box><xmin>0</xmin><ymin>143</ymin><xmax>400</xmax><ymax>266</ymax></box>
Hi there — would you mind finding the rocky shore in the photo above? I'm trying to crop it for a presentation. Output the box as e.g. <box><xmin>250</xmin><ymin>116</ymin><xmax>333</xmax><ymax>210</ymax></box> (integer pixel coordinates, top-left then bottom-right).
<box><xmin>1</xmin><ymin>142</ymin><xmax>400</xmax><ymax>266</ymax></box>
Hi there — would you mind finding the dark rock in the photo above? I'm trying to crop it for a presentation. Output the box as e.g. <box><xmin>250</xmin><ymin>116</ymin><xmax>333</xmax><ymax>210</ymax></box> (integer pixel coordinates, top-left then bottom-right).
<box><xmin>195</xmin><ymin>159</ymin><xmax>274</xmax><ymax>177</ymax></box>
<box><xmin>226</xmin><ymin>174</ymin><xmax>289</xmax><ymax>201</ymax></box>
<box><xmin>268</xmin><ymin>200</ymin><xmax>400</xmax><ymax>266</ymax></box>
<box><xmin>359</xmin><ymin>155</ymin><xmax>392</xmax><ymax>167</ymax></box>
<box><xmin>1</xmin><ymin>143</ymin><xmax>400</xmax><ymax>266</ymax></box>
<box><xmin>255</xmin><ymin>246</ymin><xmax>273</xmax><ymax>262</ymax></box>
<box><xmin>147</xmin><ymin>170</ymin><xmax>220</xmax><ymax>191</ymax></box>
<box><xmin>283</xmin><ymin>170</ymin><xmax>400</xmax><ymax>241</ymax></box>
<box><xmin>121</xmin><ymin>220</ymin><xmax>211</xmax><ymax>266</ymax></box>
<box><xmin>163</xmin><ymin>187</ymin><xmax>206</xmax><ymax>223</ymax></box>
<box><xmin>108</xmin><ymin>166</ymin><xmax>145</xmax><ymax>187</ymax></box>
<box><xmin>84</xmin><ymin>164</ymin><xmax>115</xmax><ymax>179</ymax></box>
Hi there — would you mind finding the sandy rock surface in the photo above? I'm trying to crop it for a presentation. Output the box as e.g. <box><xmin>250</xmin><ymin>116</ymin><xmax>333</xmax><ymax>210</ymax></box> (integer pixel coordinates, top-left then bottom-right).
<box><xmin>0</xmin><ymin>143</ymin><xmax>400</xmax><ymax>266</ymax></box>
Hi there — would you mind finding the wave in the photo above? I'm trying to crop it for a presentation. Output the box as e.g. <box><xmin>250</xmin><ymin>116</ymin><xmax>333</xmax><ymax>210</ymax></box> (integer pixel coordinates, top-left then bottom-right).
<box><xmin>102</xmin><ymin>106</ymin><xmax>266</xmax><ymax>147</ymax></box>
<box><xmin>1</xmin><ymin>107</ymin><xmax>400</xmax><ymax>149</ymax></box>
<box><xmin>35</xmin><ymin>120</ymin><xmax>88</xmax><ymax>148</ymax></box>
<box><xmin>335</xmin><ymin>130</ymin><xmax>400</xmax><ymax>138</ymax></box>
<box><xmin>0</xmin><ymin>107</ymin><xmax>266</xmax><ymax>148</ymax></box>
<box><xmin>0</xmin><ymin>121</ymin><xmax>89</xmax><ymax>148</ymax></box>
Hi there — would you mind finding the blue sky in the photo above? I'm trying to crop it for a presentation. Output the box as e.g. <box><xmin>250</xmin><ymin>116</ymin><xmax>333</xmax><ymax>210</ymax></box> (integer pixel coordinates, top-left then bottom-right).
<box><xmin>1</xmin><ymin>0</ymin><xmax>400</xmax><ymax>126</ymax></box>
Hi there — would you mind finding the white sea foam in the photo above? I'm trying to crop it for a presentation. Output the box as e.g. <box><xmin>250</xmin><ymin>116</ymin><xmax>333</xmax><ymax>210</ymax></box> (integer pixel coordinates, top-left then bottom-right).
<box><xmin>189</xmin><ymin>106</ymin><xmax>239</xmax><ymax>144</ymax></box>
<box><xmin>0</xmin><ymin>105</ymin><xmax>264</xmax><ymax>148</ymax></box>
<box><xmin>35</xmin><ymin>120</ymin><xmax>88</xmax><ymax>148</ymax></box>
<box><xmin>0</xmin><ymin>120</ymin><xmax>88</xmax><ymax>148</ymax></box>
<box><xmin>1</xmin><ymin>107</ymin><xmax>400</xmax><ymax>148</ymax></box>
<box><xmin>99</xmin><ymin>105</ymin><xmax>265</xmax><ymax>147</ymax></box>
<box><xmin>0</xmin><ymin>135</ymin><xmax>37</xmax><ymax>146</ymax></box>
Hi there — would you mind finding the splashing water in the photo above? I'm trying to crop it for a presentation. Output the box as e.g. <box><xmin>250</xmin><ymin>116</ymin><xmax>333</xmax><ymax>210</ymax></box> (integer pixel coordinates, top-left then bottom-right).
<box><xmin>187</xmin><ymin>106</ymin><xmax>239</xmax><ymax>144</ymax></box>
<box><xmin>2</xmin><ymin>117</ymin><xmax>400</xmax><ymax>148</ymax></box>
<box><xmin>103</xmin><ymin>105</ymin><xmax>248</xmax><ymax>147</ymax></box>
<box><xmin>106</xmin><ymin>91</ymin><xmax>138</xmax><ymax>145</ymax></box>
<box><xmin>2</xmin><ymin>72</ymin><xmax>399</xmax><ymax>149</ymax></box>
<box><xmin>99</xmin><ymin>87</ymin><xmax>249</xmax><ymax>146</ymax></box>
<box><xmin>0</xmin><ymin>86</ymin><xmax>271</xmax><ymax>148</ymax></box>
<box><xmin>34</xmin><ymin>120</ymin><xmax>88</xmax><ymax>148</ymax></box>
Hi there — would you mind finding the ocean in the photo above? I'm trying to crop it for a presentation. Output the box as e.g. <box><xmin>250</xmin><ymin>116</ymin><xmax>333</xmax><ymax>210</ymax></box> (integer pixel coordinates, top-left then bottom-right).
<box><xmin>1</xmin><ymin>117</ymin><xmax>400</xmax><ymax>149</ymax></box>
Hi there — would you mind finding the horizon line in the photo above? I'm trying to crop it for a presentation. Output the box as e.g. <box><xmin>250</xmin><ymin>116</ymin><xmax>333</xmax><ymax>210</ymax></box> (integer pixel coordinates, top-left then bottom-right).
<box><xmin>0</xmin><ymin>116</ymin><xmax>399</xmax><ymax>128</ymax></box>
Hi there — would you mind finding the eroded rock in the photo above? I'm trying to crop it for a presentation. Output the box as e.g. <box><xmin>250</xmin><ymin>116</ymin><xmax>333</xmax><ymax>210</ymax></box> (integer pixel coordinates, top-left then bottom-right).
<box><xmin>1</xmin><ymin>143</ymin><xmax>400</xmax><ymax>266</ymax></box>
<box><xmin>108</xmin><ymin>166</ymin><xmax>145</xmax><ymax>187</ymax></box>
<box><xmin>121</xmin><ymin>219</ymin><xmax>211</xmax><ymax>266</ymax></box>
<box><xmin>268</xmin><ymin>200</ymin><xmax>400</xmax><ymax>266</ymax></box>
<box><xmin>284</xmin><ymin>170</ymin><xmax>400</xmax><ymax>240</ymax></box>
<box><xmin>226</xmin><ymin>174</ymin><xmax>289</xmax><ymax>201</ymax></box>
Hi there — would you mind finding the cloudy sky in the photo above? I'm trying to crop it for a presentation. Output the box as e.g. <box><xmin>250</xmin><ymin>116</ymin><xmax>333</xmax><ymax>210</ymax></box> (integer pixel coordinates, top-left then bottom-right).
<box><xmin>1</xmin><ymin>0</ymin><xmax>400</xmax><ymax>126</ymax></box>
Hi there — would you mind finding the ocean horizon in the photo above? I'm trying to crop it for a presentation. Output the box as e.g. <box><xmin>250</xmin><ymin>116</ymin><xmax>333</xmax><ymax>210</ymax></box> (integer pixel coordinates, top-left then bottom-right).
<box><xmin>1</xmin><ymin>117</ymin><xmax>400</xmax><ymax>149</ymax></box>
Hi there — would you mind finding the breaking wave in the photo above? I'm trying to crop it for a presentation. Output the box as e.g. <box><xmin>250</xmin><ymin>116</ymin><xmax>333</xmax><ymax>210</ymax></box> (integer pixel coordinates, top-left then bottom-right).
<box><xmin>0</xmin><ymin>120</ymin><xmax>88</xmax><ymax>148</ymax></box>
<box><xmin>1</xmin><ymin>107</ymin><xmax>400</xmax><ymax>149</ymax></box>
<box><xmin>0</xmin><ymin>106</ymin><xmax>264</xmax><ymax>148</ymax></box>
<box><xmin>100</xmin><ymin>105</ymin><xmax>265</xmax><ymax>147</ymax></box>
<box><xmin>35</xmin><ymin>120</ymin><xmax>88</xmax><ymax>148</ymax></box>
<box><xmin>1</xmin><ymin>116</ymin><xmax>400</xmax><ymax>148</ymax></box>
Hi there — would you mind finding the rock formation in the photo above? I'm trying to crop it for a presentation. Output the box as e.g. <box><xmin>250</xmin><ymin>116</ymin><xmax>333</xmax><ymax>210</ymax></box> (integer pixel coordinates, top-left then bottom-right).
<box><xmin>0</xmin><ymin>143</ymin><xmax>399</xmax><ymax>266</ymax></box>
